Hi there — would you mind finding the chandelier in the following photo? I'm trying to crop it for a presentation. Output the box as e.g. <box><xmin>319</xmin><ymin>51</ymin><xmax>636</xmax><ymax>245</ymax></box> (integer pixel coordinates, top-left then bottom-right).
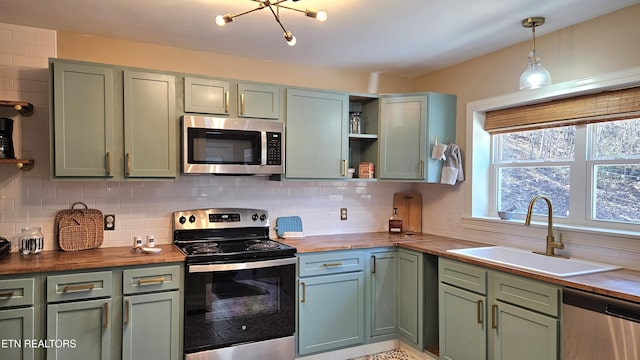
<box><xmin>215</xmin><ymin>0</ymin><xmax>328</xmax><ymax>46</ymax></box>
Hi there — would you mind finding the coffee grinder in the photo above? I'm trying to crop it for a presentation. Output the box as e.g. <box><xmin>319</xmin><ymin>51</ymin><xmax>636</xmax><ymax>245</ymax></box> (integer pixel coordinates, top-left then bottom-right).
<box><xmin>0</xmin><ymin>117</ymin><xmax>15</xmax><ymax>159</ymax></box>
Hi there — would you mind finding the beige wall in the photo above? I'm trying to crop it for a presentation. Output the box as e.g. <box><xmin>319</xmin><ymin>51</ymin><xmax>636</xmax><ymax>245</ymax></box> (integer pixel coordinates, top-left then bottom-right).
<box><xmin>56</xmin><ymin>32</ymin><xmax>415</xmax><ymax>94</ymax></box>
<box><xmin>413</xmin><ymin>4</ymin><xmax>640</xmax><ymax>149</ymax></box>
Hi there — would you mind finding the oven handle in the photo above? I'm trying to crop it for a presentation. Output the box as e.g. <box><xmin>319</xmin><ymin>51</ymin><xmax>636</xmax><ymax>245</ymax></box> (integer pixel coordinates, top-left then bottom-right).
<box><xmin>188</xmin><ymin>257</ymin><xmax>297</xmax><ymax>273</ymax></box>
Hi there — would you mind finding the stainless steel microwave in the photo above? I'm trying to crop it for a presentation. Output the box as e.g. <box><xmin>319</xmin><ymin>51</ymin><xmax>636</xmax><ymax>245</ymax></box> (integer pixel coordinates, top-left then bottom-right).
<box><xmin>182</xmin><ymin>115</ymin><xmax>284</xmax><ymax>175</ymax></box>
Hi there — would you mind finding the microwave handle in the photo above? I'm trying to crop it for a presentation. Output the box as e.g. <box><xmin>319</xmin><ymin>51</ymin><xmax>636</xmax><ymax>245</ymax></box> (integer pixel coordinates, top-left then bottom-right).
<box><xmin>261</xmin><ymin>131</ymin><xmax>267</xmax><ymax>166</ymax></box>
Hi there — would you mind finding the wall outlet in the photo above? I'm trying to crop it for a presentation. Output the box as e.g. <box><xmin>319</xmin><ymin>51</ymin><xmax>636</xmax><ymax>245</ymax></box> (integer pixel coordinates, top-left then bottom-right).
<box><xmin>340</xmin><ymin>208</ymin><xmax>348</xmax><ymax>221</ymax></box>
<box><xmin>104</xmin><ymin>214</ymin><xmax>116</xmax><ymax>230</ymax></box>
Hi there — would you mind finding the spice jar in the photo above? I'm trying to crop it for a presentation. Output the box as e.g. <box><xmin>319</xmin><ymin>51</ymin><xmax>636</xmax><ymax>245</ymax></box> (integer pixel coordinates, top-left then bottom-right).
<box><xmin>349</xmin><ymin>112</ymin><xmax>363</xmax><ymax>134</ymax></box>
<box><xmin>19</xmin><ymin>227</ymin><xmax>44</xmax><ymax>255</ymax></box>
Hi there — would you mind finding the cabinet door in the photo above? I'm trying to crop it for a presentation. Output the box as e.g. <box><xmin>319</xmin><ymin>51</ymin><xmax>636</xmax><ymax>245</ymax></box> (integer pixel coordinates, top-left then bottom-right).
<box><xmin>396</xmin><ymin>249</ymin><xmax>423</xmax><ymax>347</ymax></box>
<box><xmin>298</xmin><ymin>272</ymin><xmax>364</xmax><ymax>355</ymax></box>
<box><xmin>492</xmin><ymin>301</ymin><xmax>559</xmax><ymax>360</ymax></box>
<box><xmin>122</xmin><ymin>291</ymin><xmax>180</xmax><ymax>360</ymax></box>
<box><xmin>379</xmin><ymin>95</ymin><xmax>426</xmax><ymax>179</ymax></box>
<box><xmin>238</xmin><ymin>83</ymin><xmax>281</xmax><ymax>119</ymax></box>
<box><xmin>369</xmin><ymin>250</ymin><xmax>396</xmax><ymax>338</ymax></box>
<box><xmin>439</xmin><ymin>283</ymin><xmax>487</xmax><ymax>360</ymax></box>
<box><xmin>424</xmin><ymin>93</ymin><xmax>457</xmax><ymax>182</ymax></box>
<box><xmin>0</xmin><ymin>307</ymin><xmax>34</xmax><ymax>360</ymax></box>
<box><xmin>47</xmin><ymin>299</ymin><xmax>111</xmax><ymax>360</ymax></box>
<box><xmin>52</xmin><ymin>62</ymin><xmax>114</xmax><ymax>177</ymax></box>
<box><xmin>184</xmin><ymin>77</ymin><xmax>230</xmax><ymax>115</ymax></box>
<box><xmin>286</xmin><ymin>89</ymin><xmax>348</xmax><ymax>179</ymax></box>
<box><xmin>124</xmin><ymin>71</ymin><xmax>177</xmax><ymax>178</ymax></box>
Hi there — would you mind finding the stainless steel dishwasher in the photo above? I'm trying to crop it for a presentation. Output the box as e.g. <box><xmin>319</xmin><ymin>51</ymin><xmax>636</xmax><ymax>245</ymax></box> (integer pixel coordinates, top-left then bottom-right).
<box><xmin>563</xmin><ymin>287</ymin><xmax>640</xmax><ymax>360</ymax></box>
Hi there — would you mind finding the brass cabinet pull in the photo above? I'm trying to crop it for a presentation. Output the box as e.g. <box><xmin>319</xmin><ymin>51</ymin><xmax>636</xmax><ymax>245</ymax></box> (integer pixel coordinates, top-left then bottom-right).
<box><xmin>477</xmin><ymin>300</ymin><xmax>483</xmax><ymax>324</ymax></box>
<box><xmin>342</xmin><ymin>160</ymin><xmax>347</xmax><ymax>177</ymax></box>
<box><xmin>0</xmin><ymin>291</ymin><xmax>14</xmax><ymax>299</ymax></box>
<box><xmin>63</xmin><ymin>283</ymin><xmax>95</xmax><ymax>293</ymax></box>
<box><xmin>224</xmin><ymin>91</ymin><xmax>229</xmax><ymax>113</ymax></box>
<box><xmin>300</xmin><ymin>282</ymin><xmax>306</xmax><ymax>303</ymax></box>
<box><xmin>103</xmin><ymin>302</ymin><xmax>109</xmax><ymax>329</ymax></box>
<box><xmin>371</xmin><ymin>255</ymin><xmax>377</xmax><ymax>274</ymax></box>
<box><xmin>240</xmin><ymin>93</ymin><xmax>245</xmax><ymax>115</ymax></box>
<box><xmin>491</xmin><ymin>304</ymin><xmax>498</xmax><ymax>329</ymax></box>
<box><xmin>124</xmin><ymin>299</ymin><xmax>130</xmax><ymax>325</ymax></box>
<box><xmin>138</xmin><ymin>276</ymin><xmax>165</xmax><ymax>285</ymax></box>
<box><xmin>126</xmin><ymin>153</ymin><xmax>132</xmax><ymax>176</ymax></box>
<box><xmin>106</xmin><ymin>152</ymin><xmax>112</xmax><ymax>175</ymax></box>
<box><xmin>323</xmin><ymin>262</ymin><xmax>343</xmax><ymax>268</ymax></box>
<box><xmin>419</xmin><ymin>160</ymin><xmax>424</xmax><ymax>178</ymax></box>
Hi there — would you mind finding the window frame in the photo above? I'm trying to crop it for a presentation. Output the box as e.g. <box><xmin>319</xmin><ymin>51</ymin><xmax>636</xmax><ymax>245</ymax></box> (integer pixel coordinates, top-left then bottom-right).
<box><xmin>464</xmin><ymin>67</ymin><xmax>640</xmax><ymax>240</ymax></box>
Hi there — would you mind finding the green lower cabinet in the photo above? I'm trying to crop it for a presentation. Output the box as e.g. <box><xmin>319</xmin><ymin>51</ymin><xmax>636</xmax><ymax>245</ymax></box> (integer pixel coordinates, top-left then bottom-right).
<box><xmin>0</xmin><ymin>307</ymin><xmax>35</xmax><ymax>360</ymax></box>
<box><xmin>368</xmin><ymin>250</ymin><xmax>397</xmax><ymax>340</ymax></box>
<box><xmin>492</xmin><ymin>301</ymin><xmax>559</xmax><ymax>360</ymax></box>
<box><xmin>439</xmin><ymin>283</ymin><xmax>486</xmax><ymax>360</ymax></box>
<box><xmin>439</xmin><ymin>258</ymin><xmax>561</xmax><ymax>360</ymax></box>
<box><xmin>46</xmin><ymin>298</ymin><xmax>111</xmax><ymax>360</ymax></box>
<box><xmin>396</xmin><ymin>249</ymin><xmax>423</xmax><ymax>349</ymax></box>
<box><xmin>297</xmin><ymin>272</ymin><xmax>365</xmax><ymax>355</ymax></box>
<box><xmin>122</xmin><ymin>291</ymin><xmax>180</xmax><ymax>360</ymax></box>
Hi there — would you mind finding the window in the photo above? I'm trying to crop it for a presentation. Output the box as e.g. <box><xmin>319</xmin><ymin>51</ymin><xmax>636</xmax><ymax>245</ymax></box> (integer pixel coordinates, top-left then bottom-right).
<box><xmin>492</xmin><ymin>118</ymin><xmax>640</xmax><ymax>227</ymax></box>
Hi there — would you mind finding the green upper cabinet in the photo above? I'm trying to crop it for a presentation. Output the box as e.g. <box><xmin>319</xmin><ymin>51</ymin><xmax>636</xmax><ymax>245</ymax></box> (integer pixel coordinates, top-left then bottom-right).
<box><xmin>379</xmin><ymin>92</ymin><xmax>456</xmax><ymax>181</ymax></box>
<box><xmin>52</xmin><ymin>61</ymin><xmax>115</xmax><ymax>177</ymax></box>
<box><xmin>50</xmin><ymin>59</ymin><xmax>178</xmax><ymax>179</ymax></box>
<box><xmin>285</xmin><ymin>88</ymin><xmax>349</xmax><ymax>179</ymax></box>
<box><xmin>123</xmin><ymin>71</ymin><xmax>177</xmax><ymax>178</ymax></box>
<box><xmin>237</xmin><ymin>83</ymin><xmax>281</xmax><ymax>119</ymax></box>
<box><xmin>184</xmin><ymin>77</ymin><xmax>230</xmax><ymax>115</ymax></box>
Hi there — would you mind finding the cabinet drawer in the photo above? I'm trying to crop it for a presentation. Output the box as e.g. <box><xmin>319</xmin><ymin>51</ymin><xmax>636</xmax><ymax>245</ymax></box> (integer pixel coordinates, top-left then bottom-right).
<box><xmin>492</xmin><ymin>271</ymin><xmax>560</xmax><ymax>317</ymax></box>
<box><xmin>123</xmin><ymin>265</ymin><xmax>180</xmax><ymax>294</ymax></box>
<box><xmin>0</xmin><ymin>278</ymin><xmax>35</xmax><ymax>308</ymax></box>
<box><xmin>439</xmin><ymin>258</ymin><xmax>487</xmax><ymax>295</ymax></box>
<box><xmin>47</xmin><ymin>271</ymin><xmax>112</xmax><ymax>303</ymax></box>
<box><xmin>298</xmin><ymin>251</ymin><xmax>365</xmax><ymax>277</ymax></box>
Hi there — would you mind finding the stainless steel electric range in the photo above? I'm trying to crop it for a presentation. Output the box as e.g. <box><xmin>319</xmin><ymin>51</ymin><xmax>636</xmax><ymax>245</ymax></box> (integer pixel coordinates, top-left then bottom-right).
<box><xmin>173</xmin><ymin>208</ymin><xmax>296</xmax><ymax>360</ymax></box>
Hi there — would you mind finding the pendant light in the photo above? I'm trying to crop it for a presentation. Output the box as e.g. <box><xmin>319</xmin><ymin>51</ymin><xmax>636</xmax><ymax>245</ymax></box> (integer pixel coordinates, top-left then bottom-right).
<box><xmin>519</xmin><ymin>17</ymin><xmax>552</xmax><ymax>90</ymax></box>
<box><xmin>215</xmin><ymin>0</ymin><xmax>327</xmax><ymax>47</ymax></box>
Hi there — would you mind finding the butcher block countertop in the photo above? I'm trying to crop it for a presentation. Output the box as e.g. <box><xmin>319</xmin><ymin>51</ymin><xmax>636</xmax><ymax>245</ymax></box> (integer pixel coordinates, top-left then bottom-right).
<box><xmin>281</xmin><ymin>232</ymin><xmax>640</xmax><ymax>304</ymax></box>
<box><xmin>0</xmin><ymin>244</ymin><xmax>185</xmax><ymax>275</ymax></box>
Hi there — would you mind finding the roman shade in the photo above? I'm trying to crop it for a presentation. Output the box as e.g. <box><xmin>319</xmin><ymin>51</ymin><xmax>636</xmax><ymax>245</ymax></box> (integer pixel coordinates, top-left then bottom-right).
<box><xmin>484</xmin><ymin>86</ymin><xmax>640</xmax><ymax>133</ymax></box>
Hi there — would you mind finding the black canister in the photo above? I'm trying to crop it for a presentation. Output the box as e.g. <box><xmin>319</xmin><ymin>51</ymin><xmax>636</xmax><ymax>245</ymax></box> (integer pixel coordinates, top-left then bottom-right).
<box><xmin>0</xmin><ymin>117</ymin><xmax>15</xmax><ymax>159</ymax></box>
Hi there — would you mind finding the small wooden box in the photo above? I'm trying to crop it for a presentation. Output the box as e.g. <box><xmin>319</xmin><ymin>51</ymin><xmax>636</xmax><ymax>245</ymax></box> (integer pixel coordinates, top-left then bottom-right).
<box><xmin>358</xmin><ymin>162</ymin><xmax>375</xmax><ymax>178</ymax></box>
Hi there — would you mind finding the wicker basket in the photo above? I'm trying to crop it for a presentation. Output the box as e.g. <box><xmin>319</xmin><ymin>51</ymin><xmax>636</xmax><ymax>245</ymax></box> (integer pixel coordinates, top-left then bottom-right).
<box><xmin>55</xmin><ymin>202</ymin><xmax>104</xmax><ymax>251</ymax></box>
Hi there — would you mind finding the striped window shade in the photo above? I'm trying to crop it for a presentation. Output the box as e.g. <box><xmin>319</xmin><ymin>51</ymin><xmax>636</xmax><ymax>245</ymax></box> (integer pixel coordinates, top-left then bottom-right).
<box><xmin>484</xmin><ymin>86</ymin><xmax>640</xmax><ymax>133</ymax></box>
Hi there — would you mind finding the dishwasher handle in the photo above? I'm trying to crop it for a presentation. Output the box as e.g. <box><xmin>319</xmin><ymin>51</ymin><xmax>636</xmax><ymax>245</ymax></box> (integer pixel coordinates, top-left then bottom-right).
<box><xmin>563</xmin><ymin>287</ymin><xmax>640</xmax><ymax>324</ymax></box>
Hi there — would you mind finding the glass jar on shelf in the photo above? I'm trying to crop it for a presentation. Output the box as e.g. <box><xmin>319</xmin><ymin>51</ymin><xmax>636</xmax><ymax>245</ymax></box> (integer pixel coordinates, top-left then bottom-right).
<box><xmin>349</xmin><ymin>112</ymin><xmax>364</xmax><ymax>134</ymax></box>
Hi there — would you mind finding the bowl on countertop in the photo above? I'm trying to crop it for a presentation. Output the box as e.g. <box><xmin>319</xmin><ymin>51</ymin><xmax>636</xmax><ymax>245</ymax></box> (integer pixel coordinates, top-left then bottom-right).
<box><xmin>498</xmin><ymin>211</ymin><xmax>513</xmax><ymax>220</ymax></box>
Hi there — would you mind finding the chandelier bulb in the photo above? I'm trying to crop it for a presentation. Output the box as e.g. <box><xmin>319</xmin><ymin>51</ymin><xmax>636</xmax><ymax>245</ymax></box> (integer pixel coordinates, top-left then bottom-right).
<box><xmin>284</xmin><ymin>31</ymin><xmax>297</xmax><ymax>46</ymax></box>
<box><xmin>215</xmin><ymin>14</ymin><xmax>233</xmax><ymax>26</ymax></box>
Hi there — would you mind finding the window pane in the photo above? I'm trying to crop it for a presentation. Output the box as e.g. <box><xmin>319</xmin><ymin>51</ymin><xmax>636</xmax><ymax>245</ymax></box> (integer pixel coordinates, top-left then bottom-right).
<box><xmin>498</xmin><ymin>166</ymin><xmax>570</xmax><ymax>216</ymax></box>
<box><xmin>593</xmin><ymin>164</ymin><xmax>640</xmax><ymax>223</ymax></box>
<box><xmin>496</xmin><ymin>127</ymin><xmax>575</xmax><ymax>162</ymax></box>
<box><xmin>591</xmin><ymin>118</ymin><xmax>640</xmax><ymax>159</ymax></box>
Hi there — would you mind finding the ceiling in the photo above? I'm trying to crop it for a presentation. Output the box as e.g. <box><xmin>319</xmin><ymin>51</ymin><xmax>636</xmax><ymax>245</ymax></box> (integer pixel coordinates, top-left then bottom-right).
<box><xmin>0</xmin><ymin>0</ymin><xmax>638</xmax><ymax>78</ymax></box>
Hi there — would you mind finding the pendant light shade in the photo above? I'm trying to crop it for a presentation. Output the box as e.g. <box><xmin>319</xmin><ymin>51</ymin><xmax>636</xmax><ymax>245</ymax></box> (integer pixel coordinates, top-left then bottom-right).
<box><xmin>519</xmin><ymin>17</ymin><xmax>551</xmax><ymax>90</ymax></box>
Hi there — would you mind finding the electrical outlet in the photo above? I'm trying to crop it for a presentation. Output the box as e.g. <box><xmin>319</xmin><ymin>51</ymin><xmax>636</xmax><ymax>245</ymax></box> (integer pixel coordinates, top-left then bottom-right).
<box><xmin>104</xmin><ymin>214</ymin><xmax>116</xmax><ymax>230</ymax></box>
<box><xmin>340</xmin><ymin>208</ymin><xmax>348</xmax><ymax>221</ymax></box>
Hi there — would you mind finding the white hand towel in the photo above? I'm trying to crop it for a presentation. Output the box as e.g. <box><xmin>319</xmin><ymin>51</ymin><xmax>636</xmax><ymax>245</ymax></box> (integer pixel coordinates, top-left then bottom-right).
<box><xmin>431</xmin><ymin>144</ymin><xmax>447</xmax><ymax>160</ymax></box>
<box><xmin>440</xmin><ymin>144</ymin><xmax>464</xmax><ymax>185</ymax></box>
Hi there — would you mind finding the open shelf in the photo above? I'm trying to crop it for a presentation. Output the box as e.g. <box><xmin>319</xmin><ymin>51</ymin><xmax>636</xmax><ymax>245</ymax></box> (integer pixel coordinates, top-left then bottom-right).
<box><xmin>0</xmin><ymin>100</ymin><xmax>34</xmax><ymax>116</ymax></box>
<box><xmin>0</xmin><ymin>159</ymin><xmax>35</xmax><ymax>171</ymax></box>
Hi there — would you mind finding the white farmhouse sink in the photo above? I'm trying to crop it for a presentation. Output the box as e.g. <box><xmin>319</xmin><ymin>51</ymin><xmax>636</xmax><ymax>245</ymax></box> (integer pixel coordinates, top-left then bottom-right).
<box><xmin>447</xmin><ymin>246</ymin><xmax>621</xmax><ymax>277</ymax></box>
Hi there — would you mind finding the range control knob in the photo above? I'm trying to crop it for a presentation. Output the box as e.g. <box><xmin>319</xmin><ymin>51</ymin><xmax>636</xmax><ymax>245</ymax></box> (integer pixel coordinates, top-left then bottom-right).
<box><xmin>252</xmin><ymin>213</ymin><xmax>259</xmax><ymax>221</ymax></box>
<box><xmin>188</xmin><ymin>215</ymin><xmax>196</xmax><ymax>223</ymax></box>
<box><xmin>260</xmin><ymin>213</ymin><xmax>267</xmax><ymax>222</ymax></box>
<box><xmin>179</xmin><ymin>216</ymin><xmax>187</xmax><ymax>224</ymax></box>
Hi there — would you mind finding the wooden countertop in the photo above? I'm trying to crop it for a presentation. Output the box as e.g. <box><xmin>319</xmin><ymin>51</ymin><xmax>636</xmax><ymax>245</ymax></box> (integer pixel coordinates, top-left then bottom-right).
<box><xmin>0</xmin><ymin>245</ymin><xmax>185</xmax><ymax>275</ymax></box>
<box><xmin>282</xmin><ymin>232</ymin><xmax>640</xmax><ymax>303</ymax></box>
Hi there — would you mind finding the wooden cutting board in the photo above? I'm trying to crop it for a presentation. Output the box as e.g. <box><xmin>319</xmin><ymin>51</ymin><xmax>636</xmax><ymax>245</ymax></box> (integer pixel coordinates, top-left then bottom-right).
<box><xmin>393</xmin><ymin>193</ymin><xmax>422</xmax><ymax>233</ymax></box>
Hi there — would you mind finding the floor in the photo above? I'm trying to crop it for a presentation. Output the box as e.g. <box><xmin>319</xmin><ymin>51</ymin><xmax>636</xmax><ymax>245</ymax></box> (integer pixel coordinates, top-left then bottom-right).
<box><xmin>350</xmin><ymin>349</ymin><xmax>418</xmax><ymax>360</ymax></box>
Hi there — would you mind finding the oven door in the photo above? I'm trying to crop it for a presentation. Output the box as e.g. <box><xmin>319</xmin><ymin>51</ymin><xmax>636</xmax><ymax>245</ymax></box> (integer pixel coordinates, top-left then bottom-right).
<box><xmin>184</xmin><ymin>257</ymin><xmax>296</xmax><ymax>354</ymax></box>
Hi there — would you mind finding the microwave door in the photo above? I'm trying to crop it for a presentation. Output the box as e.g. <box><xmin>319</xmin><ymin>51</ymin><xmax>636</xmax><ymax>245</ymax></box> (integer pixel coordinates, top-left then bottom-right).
<box><xmin>260</xmin><ymin>131</ymin><xmax>267</xmax><ymax>166</ymax></box>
